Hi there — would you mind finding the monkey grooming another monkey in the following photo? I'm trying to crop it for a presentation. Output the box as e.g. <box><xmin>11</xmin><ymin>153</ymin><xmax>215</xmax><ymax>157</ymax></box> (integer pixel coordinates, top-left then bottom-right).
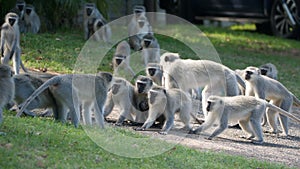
<box><xmin>189</xmin><ymin>95</ymin><xmax>300</xmax><ymax>144</ymax></box>
<box><xmin>0</xmin><ymin>12</ymin><xmax>27</xmax><ymax>74</ymax></box>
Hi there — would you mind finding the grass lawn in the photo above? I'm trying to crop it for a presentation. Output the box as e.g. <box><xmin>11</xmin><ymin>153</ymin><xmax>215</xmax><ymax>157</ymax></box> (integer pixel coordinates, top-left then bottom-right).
<box><xmin>0</xmin><ymin>24</ymin><xmax>299</xmax><ymax>168</ymax></box>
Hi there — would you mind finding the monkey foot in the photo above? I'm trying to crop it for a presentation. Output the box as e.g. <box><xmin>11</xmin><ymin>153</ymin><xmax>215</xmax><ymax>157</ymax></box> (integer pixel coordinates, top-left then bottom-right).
<box><xmin>251</xmin><ymin>140</ymin><xmax>263</xmax><ymax>145</ymax></box>
<box><xmin>205</xmin><ymin>137</ymin><xmax>213</xmax><ymax>140</ymax></box>
<box><xmin>240</xmin><ymin>135</ymin><xmax>254</xmax><ymax>140</ymax></box>
<box><xmin>135</xmin><ymin>127</ymin><xmax>145</xmax><ymax>131</ymax></box>
<box><xmin>158</xmin><ymin>131</ymin><xmax>168</xmax><ymax>135</ymax></box>
<box><xmin>188</xmin><ymin>129</ymin><xmax>197</xmax><ymax>134</ymax></box>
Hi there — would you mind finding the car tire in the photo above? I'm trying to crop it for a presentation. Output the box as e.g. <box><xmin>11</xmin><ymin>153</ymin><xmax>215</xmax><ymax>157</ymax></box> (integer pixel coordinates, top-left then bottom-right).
<box><xmin>270</xmin><ymin>0</ymin><xmax>300</xmax><ymax>38</ymax></box>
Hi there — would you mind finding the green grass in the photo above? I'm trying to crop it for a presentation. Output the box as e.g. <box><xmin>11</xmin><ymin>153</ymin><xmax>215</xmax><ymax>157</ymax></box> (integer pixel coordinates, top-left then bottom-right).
<box><xmin>1</xmin><ymin>25</ymin><xmax>299</xmax><ymax>168</ymax></box>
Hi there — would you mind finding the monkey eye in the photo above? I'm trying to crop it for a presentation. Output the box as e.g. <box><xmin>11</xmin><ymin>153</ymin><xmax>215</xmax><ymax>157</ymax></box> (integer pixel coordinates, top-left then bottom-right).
<box><xmin>246</xmin><ymin>71</ymin><xmax>253</xmax><ymax>75</ymax></box>
<box><xmin>123</xmin><ymin>56</ymin><xmax>126</xmax><ymax>59</ymax></box>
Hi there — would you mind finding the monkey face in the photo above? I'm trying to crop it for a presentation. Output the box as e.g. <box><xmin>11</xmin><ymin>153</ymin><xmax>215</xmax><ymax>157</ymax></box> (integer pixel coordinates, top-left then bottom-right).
<box><xmin>111</xmin><ymin>84</ymin><xmax>120</xmax><ymax>94</ymax></box>
<box><xmin>136</xmin><ymin>82</ymin><xmax>146</xmax><ymax>93</ymax></box>
<box><xmin>17</xmin><ymin>4</ymin><xmax>25</xmax><ymax>11</ymax></box>
<box><xmin>143</xmin><ymin>39</ymin><xmax>152</xmax><ymax>47</ymax></box>
<box><xmin>8</xmin><ymin>18</ymin><xmax>16</xmax><ymax>26</ymax></box>
<box><xmin>245</xmin><ymin>71</ymin><xmax>253</xmax><ymax>80</ymax></box>
<box><xmin>114</xmin><ymin>55</ymin><xmax>126</xmax><ymax>65</ymax></box>
<box><xmin>86</xmin><ymin>7</ymin><xmax>93</xmax><ymax>16</ymax></box>
<box><xmin>25</xmin><ymin>8</ymin><xmax>32</xmax><ymax>15</ymax></box>
<box><xmin>206</xmin><ymin>101</ymin><xmax>212</xmax><ymax>112</ymax></box>
<box><xmin>260</xmin><ymin>68</ymin><xmax>267</xmax><ymax>76</ymax></box>
<box><xmin>148</xmin><ymin>68</ymin><xmax>157</xmax><ymax>76</ymax></box>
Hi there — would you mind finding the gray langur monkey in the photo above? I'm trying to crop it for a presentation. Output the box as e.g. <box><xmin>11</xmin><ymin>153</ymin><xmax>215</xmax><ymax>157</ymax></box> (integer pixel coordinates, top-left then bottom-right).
<box><xmin>83</xmin><ymin>3</ymin><xmax>105</xmax><ymax>40</ymax></box>
<box><xmin>0</xmin><ymin>12</ymin><xmax>27</xmax><ymax>75</ymax></box>
<box><xmin>13</xmin><ymin>74</ymin><xmax>56</xmax><ymax>117</ymax></box>
<box><xmin>136</xmin><ymin>86</ymin><xmax>192</xmax><ymax>135</ymax></box>
<box><xmin>24</xmin><ymin>4</ymin><xmax>40</xmax><ymax>34</ymax></box>
<box><xmin>146</xmin><ymin>63</ymin><xmax>163</xmax><ymax>86</ymax></box>
<box><xmin>0</xmin><ymin>65</ymin><xmax>15</xmax><ymax>134</ymax></box>
<box><xmin>141</xmin><ymin>33</ymin><xmax>160</xmax><ymax>66</ymax></box>
<box><xmin>93</xmin><ymin>18</ymin><xmax>111</xmax><ymax>43</ymax></box>
<box><xmin>244</xmin><ymin>66</ymin><xmax>300</xmax><ymax>136</ymax></box>
<box><xmin>103</xmin><ymin>78</ymin><xmax>149</xmax><ymax>125</ymax></box>
<box><xmin>259</xmin><ymin>63</ymin><xmax>278</xmax><ymax>80</ymax></box>
<box><xmin>18</xmin><ymin>72</ymin><xmax>113</xmax><ymax>128</ymax></box>
<box><xmin>160</xmin><ymin>52</ymin><xmax>242</xmax><ymax>117</ymax></box>
<box><xmin>189</xmin><ymin>95</ymin><xmax>300</xmax><ymax>144</ymax></box>
<box><xmin>113</xmin><ymin>40</ymin><xmax>135</xmax><ymax>77</ymax></box>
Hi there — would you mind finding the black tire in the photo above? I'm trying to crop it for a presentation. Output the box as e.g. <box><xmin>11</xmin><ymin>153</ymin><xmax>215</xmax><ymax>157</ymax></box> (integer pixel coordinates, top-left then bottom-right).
<box><xmin>270</xmin><ymin>0</ymin><xmax>300</xmax><ymax>38</ymax></box>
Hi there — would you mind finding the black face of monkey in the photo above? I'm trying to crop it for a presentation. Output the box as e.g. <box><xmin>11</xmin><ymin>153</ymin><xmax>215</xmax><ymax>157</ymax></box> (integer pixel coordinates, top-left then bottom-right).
<box><xmin>86</xmin><ymin>7</ymin><xmax>93</xmax><ymax>16</ymax></box>
<box><xmin>260</xmin><ymin>69</ymin><xmax>267</xmax><ymax>75</ymax></box>
<box><xmin>137</xmin><ymin>82</ymin><xmax>146</xmax><ymax>93</ymax></box>
<box><xmin>148</xmin><ymin>68</ymin><xmax>156</xmax><ymax>76</ymax></box>
<box><xmin>206</xmin><ymin>101</ymin><xmax>212</xmax><ymax>112</ymax></box>
<box><xmin>115</xmin><ymin>55</ymin><xmax>126</xmax><ymax>65</ymax></box>
<box><xmin>111</xmin><ymin>84</ymin><xmax>120</xmax><ymax>94</ymax></box>
<box><xmin>245</xmin><ymin>71</ymin><xmax>253</xmax><ymax>80</ymax></box>
<box><xmin>17</xmin><ymin>4</ymin><xmax>24</xmax><ymax>11</ymax></box>
<box><xmin>8</xmin><ymin>18</ymin><xmax>16</xmax><ymax>26</ymax></box>
<box><xmin>26</xmin><ymin>8</ymin><xmax>32</xmax><ymax>15</ymax></box>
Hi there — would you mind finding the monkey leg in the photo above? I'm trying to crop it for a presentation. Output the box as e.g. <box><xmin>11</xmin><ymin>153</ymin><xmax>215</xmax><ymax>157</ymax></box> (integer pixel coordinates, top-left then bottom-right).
<box><xmin>238</xmin><ymin>119</ymin><xmax>255</xmax><ymax>139</ymax></box>
<box><xmin>188</xmin><ymin>113</ymin><xmax>218</xmax><ymax>134</ymax></box>
<box><xmin>279</xmin><ymin>98</ymin><xmax>292</xmax><ymax>136</ymax></box>
<box><xmin>82</xmin><ymin>101</ymin><xmax>92</xmax><ymax>125</ymax></box>
<box><xmin>116</xmin><ymin>107</ymin><xmax>131</xmax><ymax>125</ymax></box>
<box><xmin>1</xmin><ymin>50</ymin><xmax>10</xmax><ymax>65</ymax></box>
<box><xmin>179</xmin><ymin>108</ymin><xmax>191</xmax><ymax>130</ymax></box>
<box><xmin>136</xmin><ymin>109</ymin><xmax>158</xmax><ymax>130</ymax></box>
<box><xmin>159</xmin><ymin>111</ymin><xmax>175</xmax><ymax>135</ymax></box>
<box><xmin>103</xmin><ymin>91</ymin><xmax>114</xmax><ymax>118</ymax></box>
<box><xmin>266</xmin><ymin>100</ymin><xmax>281</xmax><ymax>134</ymax></box>
<box><xmin>249</xmin><ymin>117</ymin><xmax>264</xmax><ymax>144</ymax></box>
<box><xmin>94</xmin><ymin>103</ymin><xmax>105</xmax><ymax>129</ymax></box>
<box><xmin>207</xmin><ymin>117</ymin><xmax>228</xmax><ymax>140</ymax></box>
<box><xmin>12</xmin><ymin>50</ymin><xmax>20</xmax><ymax>75</ymax></box>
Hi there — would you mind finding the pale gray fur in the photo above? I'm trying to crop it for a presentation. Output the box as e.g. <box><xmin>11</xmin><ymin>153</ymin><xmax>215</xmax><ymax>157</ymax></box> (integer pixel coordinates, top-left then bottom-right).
<box><xmin>113</xmin><ymin>40</ymin><xmax>135</xmax><ymax>77</ymax></box>
<box><xmin>93</xmin><ymin>18</ymin><xmax>111</xmax><ymax>43</ymax></box>
<box><xmin>141</xmin><ymin>33</ymin><xmax>160</xmax><ymax>66</ymax></box>
<box><xmin>13</xmin><ymin>74</ymin><xmax>56</xmax><ymax>117</ymax></box>
<box><xmin>0</xmin><ymin>12</ymin><xmax>27</xmax><ymax>75</ymax></box>
<box><xmin>259</xmin><ymin>63</ymin><xmax>278</xmax><ymax>80</ymax></box>
<box><xmin>189</xmin><ymin>95</ymin><xmax>300</xmax><ymax>144</ymax></box>
<box><xmin>83</xmin><ymin>3</ymin><xmax>105</xmax><ymax>40</ymax></box>
<box><xmin>0</xmin><ymin>65</ymin><xmax>15</xmax><ymax>131</ymax></box>
<box><xmin>18</xmin><ymin>72</ymin><xmax>113</xmax><ymax>128</ymax></box>
<box><xmin>244</xmin><ymin>66</ymin><xmax>300</xmax><ymax>136</ymax></box>
<box><xmin>24</xmin><ymin>4</ymin><xmax>40</xmax><ymax>34</ymax></box>
<box><xmin>136</xmin><ymin>86</ymin><xmax>192</xmax><ymax>135</ymax></box>
<box><xmin>103</xmin><ymin>77</ymin><xmax>148</xmax><ymax>125</ymax></box>
<box><xmin>160</xmin><ymin>52</ymin><xmax>240</xmax><ymax>118</ymax></box>
<box><xmin>146</xmin><ymin>63</ymin><xmax>163</xmax><ymax>86</ymax></box>
<box><xmin>128</xmin><ymin>6</ymin><xmax>152</xmax><ymax>51</ymax></box>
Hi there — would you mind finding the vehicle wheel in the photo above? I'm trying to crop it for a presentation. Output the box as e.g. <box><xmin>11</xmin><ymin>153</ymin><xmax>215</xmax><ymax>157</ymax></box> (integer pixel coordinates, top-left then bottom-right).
<box><xmin>270</xmin><ymin>0</ymin><xmax>300</xmax><ymax>38</ymax></box>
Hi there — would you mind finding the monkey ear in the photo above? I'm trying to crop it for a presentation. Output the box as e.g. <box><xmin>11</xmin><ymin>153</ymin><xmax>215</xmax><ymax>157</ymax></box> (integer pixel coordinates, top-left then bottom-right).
<box><xmin>164</xmin><ymin>56</ymin><xmax>170</xmax><ymax>62</ymax></box>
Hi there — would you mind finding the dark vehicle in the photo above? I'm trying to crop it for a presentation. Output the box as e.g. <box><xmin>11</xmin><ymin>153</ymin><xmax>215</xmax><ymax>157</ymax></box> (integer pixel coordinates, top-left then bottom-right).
<box><xmin>159</xmin><ymin>0</ymin><xmax>300</xmax><ymax>38</ymax></box>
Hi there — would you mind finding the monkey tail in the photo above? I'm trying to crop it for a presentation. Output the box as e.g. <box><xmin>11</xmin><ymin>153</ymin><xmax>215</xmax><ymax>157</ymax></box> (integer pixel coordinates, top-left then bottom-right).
<box><xmin>16</xmin><ymin>76</ymin><xmax>62</xmax><ymax>117</ymax></box>
<box><xmin>292</xmin><ymin>95</ymin><xmax>300</xmax><ymax>107</ymax></box>
<box><xmin>235</xmin><ymin>73</ymin><xmax>245</xmax><ymax>89</ymax></box>
<box><xmin>266</xmin><ymin>102</ymin><xmax>300</xmax><ymax>123</ymax></box>
<box><xmin>20</xmin><ymin>60</ymin><xmax>28</xmax><ymax>73</ymax></box>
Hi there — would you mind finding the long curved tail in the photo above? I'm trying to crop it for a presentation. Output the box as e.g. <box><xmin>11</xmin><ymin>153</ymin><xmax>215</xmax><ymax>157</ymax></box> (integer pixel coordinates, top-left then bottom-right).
<box><xmin>16</xmin><ymin>75</ymin><xmax>62</xmax><ymax>117</ymax></box>
<box><xmin>266</xmin><ymin>102</ymin><xmax>300</xmax><ymax>123</ymax></box>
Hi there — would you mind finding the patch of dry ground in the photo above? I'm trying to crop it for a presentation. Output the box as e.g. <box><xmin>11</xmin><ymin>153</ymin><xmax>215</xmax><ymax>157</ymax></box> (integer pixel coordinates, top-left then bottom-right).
<box><xmin>107</xmin><ymin>101</ymin><xmax>300</xmax><ymax>168</ymax></box>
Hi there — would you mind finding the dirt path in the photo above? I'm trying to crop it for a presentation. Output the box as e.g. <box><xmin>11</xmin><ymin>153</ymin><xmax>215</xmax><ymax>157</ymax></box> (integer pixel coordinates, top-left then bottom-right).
<box><xmin>108</xmin><ymin>104</ymin><xmax>300</xmax><ymax>168</ymax></box>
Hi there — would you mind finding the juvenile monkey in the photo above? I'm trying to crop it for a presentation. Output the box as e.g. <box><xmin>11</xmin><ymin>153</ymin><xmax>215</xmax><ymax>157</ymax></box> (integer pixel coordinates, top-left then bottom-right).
<box><xmin>113</xmin><ymin>41</ymin><xmax>135</xmax><ymax>77</ymax></box>
<box><xmin>244</xmin><ymin>66</ymin><xmax>300</xmax><ymax>136</ymax></box>
<box><xmin>0</xmin><ymin>65</ymin><xmax>15</xmax><ymax>133</ymax></box>
<box><xmin>189</xmin><ymin>95</ymin><xmax>300</xmax><ymax>144</ymax></box>
<box><xmin>93</xmin><ymin>18</ymin><xmax>111</xmax><ymax>43</ymax></box>
<box><xmin>24</xmin><ymin>4</ymin><xmax>40</xmax><ymax>34</ymax></box>
<box><xmin>0</xmin><ymin>12</ymin><xmax>27</xmax><ymax>74</ymax></box>
<box><xmin>146</xmin><ymin>63</ymin><xmax>163</xmax><ymax>86</ymax></box>
<box><xmin>13</xmin><ymin>74</ymin><xmax>56</xmax><ymax>117</ymax></box>
<box><xmin>136</xmin><ymin>86</ymin><xmax>192</xmax><ymax>135</ymax></box>
<box><xmin>18</xmin><ymin>72</ymin><xmax>113</xmax><ymax>128</ymax></box>
<box><xmin>141</xmin><ymin>33</ymin><xmax>160</xmax><ymax>66</ymax></box>
<box><xmin>83</xmin><ymin>3</ymin><xmax>105</xmax><ymax>40</ymax></box>
<box><xmin>103</xmin><ymin>78</ymin><xmax>148</xmax><ymax>125</ymax></box>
